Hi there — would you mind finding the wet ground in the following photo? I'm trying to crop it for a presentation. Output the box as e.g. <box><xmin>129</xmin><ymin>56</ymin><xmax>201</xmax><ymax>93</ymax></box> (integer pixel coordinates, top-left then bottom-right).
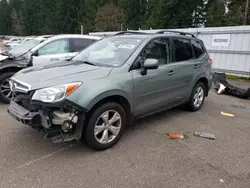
<box><xmin>0</xmin><ymin>42</ymin><xmax>250</xmax><ymax>187</ymax></box>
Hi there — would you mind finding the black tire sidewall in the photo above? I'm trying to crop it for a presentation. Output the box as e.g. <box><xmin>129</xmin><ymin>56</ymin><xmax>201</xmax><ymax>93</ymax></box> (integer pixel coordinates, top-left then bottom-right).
<box><xmin>84</xmin><ymin>102</ymin><xmax>126</xmax><ymax>151</ymax></box>
<box><xmin>0</xmin><ymin>72</ymin><xmax>15</xmax><ymax>104</ymax></box>
<box><xmin>189</xmin><ymin>82</ymin><xmax>206</xmax><ymax>111</ymax></box>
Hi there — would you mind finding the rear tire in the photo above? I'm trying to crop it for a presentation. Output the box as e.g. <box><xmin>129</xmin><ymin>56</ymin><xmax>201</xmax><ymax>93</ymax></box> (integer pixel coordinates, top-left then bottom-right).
<box><xmin>0</xmin><ymin>72</ymin><xmax>15</xmax><ymax>104</ymax></box>
<box><xmin>84</xmin><ymin>102</ymin><xmax>126</xmax><ymax>151</ymax></box>
<box><xmin>187</xmin><ymin>82</ymin><xmax>206</xmax><ymax>112</ymax></box>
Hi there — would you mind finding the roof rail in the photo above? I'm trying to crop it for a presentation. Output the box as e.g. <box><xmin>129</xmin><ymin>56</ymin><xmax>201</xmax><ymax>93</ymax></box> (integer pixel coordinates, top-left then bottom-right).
<box><xmin>114</xmin><ymin>31</ymin><xmax>149</xmax><ymax>36</ymax></box>
<box><xmin>155</xmin><ymin>30</ymin><xmax>196</xmax><ymax>38</ymax></box>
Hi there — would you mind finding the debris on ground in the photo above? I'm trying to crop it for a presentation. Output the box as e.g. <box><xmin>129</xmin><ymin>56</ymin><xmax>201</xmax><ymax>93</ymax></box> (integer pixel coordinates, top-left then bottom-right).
<box><xmin>221</xmin><ymin>111</ymin><xmax>235</xmax><ymax>117</ymax></box>
<box><xmin>213</xmin><ymin>72</ymin><xmax>250</xmax><ymax>99</ymax></box>
<box><xmin>218</xmin><ymin>83</ymin><xmax>226</xmax><ymax>94</ymax></box>
<box><xmin>166</xmin><ymin>133</ymin><xmax>184</xmax><ymax>139</ymax></box>
<box><xmin>193</xmin><ymin>132</ymin><xmax>216</xmax><ymax>140</ymax></box>
<box><xmin>219</xmin><ymin>179</ymin><xmax>225</xmax><ymax>183</ymax></box>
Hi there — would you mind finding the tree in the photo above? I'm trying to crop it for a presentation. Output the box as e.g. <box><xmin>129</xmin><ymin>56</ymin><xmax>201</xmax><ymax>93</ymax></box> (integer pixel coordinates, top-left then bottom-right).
<box><xmin>0</xmin><ymin>0</ymin><xmax>12</xmax><ymax>34</ymax></box>
<box><xmin>146</xmin><ymin>0</ymin><xmax>205</xmax><ymax>29</ymax></box>
<box><xmin>11</xmin><ymin>8</ymin><xmax>24</xmax><ymax>35</ymax></box>
<box><xmin>227</xmin><ymin>0</ymin><xmax>247</xmax><ymax>25</ymax></box>
<box><xmin>205</xmin><ymin>0</ymin><xmax>228</xmax><ymax>27</ymax></box>
<box><xmin>23</xmin><ymin>0</ymin><xmax>43</xmax><ymax>35</ymax></box>
<box><xmin>119</xmin><ymin>0</ymin><xmax>147</xmax><ymax>30</ymax></box>
<box><xmin>95</xmin><ymin>3</ymin><xmax>124</xmax><ymax>31</ymax></box>
<box><xmin>9</xmin><ymin>0</ymin><xmax>24</xmax><ymax>35</ymax></box>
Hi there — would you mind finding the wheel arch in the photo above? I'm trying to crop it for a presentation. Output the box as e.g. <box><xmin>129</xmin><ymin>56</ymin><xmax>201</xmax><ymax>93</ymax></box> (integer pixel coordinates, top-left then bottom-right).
<box><xmin>195</xmin><ymin>76</ymin><xmax>209</xmax><ymax>96</ymax></box>
<box><xmin>0</xmin><ymin>64</ymin><xmax>23</xmax><ymax>75</ymax></box>
<box><xmin>85</xmin><ymin>92</ymin><xmax>133</xmax><ymax>125</ymax></box>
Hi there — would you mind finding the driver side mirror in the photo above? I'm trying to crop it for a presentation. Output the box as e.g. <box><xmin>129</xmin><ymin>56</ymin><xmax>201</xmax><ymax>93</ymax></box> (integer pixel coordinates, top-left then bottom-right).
<box><xmin>141</xmin><ymin>59</ymin><xmax>159</xmax><ymax>76</ymax></box>
<box><xmin>32</xmin><ymin>51</ymin><xmax>38</xmax><ymax>57</ymax></box>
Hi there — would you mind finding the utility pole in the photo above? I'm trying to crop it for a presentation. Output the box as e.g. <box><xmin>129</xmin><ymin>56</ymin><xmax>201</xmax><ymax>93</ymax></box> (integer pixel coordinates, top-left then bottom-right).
<box><xmin>244</xmin><ymin>0</ymin><xmax>249</xmax><ymax>25</ymax></box>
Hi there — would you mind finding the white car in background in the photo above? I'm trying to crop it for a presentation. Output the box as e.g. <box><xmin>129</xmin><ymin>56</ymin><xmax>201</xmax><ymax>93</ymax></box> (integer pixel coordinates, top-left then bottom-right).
<box><xmin>0</xmin><ymin>34</ymin><xmax>101</xmax><ymax>103</ymax></box>
<box><xmin>4</xmin><ymin>37</ymin><xmax>24</xmax><ymax>47</ymax></box>
<box><xmin>27</xmin><ymin>34</ymin><xmax>101</xmax><ymax>66</ymax></box>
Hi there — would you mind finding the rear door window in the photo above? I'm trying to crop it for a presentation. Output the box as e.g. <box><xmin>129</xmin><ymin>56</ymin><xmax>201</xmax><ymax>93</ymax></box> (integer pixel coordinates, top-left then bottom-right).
<box><xmin>191</xmin><ymin>40</ymin><xmax>204</xmax><ymax>58</ymax></box>
<box><xmin>72</xmin><ymin>38</ymin><xmax>97</xmax><ymax>52</ymax></box>
<box><xmin>172</xmin><ymin>38</ymin><xmax>193</xmax><ymax>62</ymax></box>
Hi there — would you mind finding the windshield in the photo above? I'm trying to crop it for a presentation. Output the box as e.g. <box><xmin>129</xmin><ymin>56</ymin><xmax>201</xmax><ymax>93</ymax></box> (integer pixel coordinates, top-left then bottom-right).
<box><xmin>72</xmin><ymin>36</ymin><xmax>144</xmax><ymax>67</ymax></box>
<box><xmin>8</xmin><ymin>39</ymin><xmax>41</xmax><ymax>56</ymax></box>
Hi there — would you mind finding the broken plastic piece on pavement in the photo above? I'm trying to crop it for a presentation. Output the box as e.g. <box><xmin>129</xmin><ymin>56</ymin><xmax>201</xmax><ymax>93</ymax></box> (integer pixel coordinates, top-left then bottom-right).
<box><xmin>221</xmin><ymin>111</ymin><xmax>235</xmax><ymax>117</ymax></box>
<box><xmin>218</xmin><ymin>83</ymin><xmax>226</xmax><ymax>94</ymax></box>
<box><xmin>193</xmin><ymin>132</ymin><xmax>216</xmax><ymax>140</ymax></box>
<box><xmin>167</xmin><ymin>133</ymin><xmax>184</xmax><ymax>139</ymax></box>
<box><xmin>220</xmin><ymin>179</ymin><xmax>224</xmax><ymax>183</ymax></box>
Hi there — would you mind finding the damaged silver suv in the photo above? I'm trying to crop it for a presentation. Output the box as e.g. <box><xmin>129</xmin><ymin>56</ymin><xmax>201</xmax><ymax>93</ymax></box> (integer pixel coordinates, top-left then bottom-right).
<box><xmin>8</xmin><ymin>31</ymin><xmax>213</xmax><ymax>150</ymax></box>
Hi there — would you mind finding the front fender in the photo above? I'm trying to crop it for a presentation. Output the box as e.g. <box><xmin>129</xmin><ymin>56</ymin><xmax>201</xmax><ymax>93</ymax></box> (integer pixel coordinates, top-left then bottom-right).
<box><xmin>85</xmin><ymin>90</ymin><xmax>132</xmax><ymax>111</ymax></box>
<box><xmin>192</xmin><ymin>73</ymin><xmax>212</xmax><ymax>94</ymax></box>
<box><xmin>67</xmin><ymin>72</ymin><xmax>134</xmax><ymax>112</ymax></box>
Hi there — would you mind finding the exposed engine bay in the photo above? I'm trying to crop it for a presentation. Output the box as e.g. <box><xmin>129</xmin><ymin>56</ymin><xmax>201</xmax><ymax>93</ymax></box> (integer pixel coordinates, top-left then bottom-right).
<box><xmin>8</xmin><ymin>90</ymin><xmax>85</xmax><ymax>143</ymax></box>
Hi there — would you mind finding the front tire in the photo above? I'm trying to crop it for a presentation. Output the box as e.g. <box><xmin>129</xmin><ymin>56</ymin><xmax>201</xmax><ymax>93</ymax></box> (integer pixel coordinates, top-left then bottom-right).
<box><xmin>84</xmin><ymin>102</ymin><xmax>126</xmax><ymax>151</ymax></box>
<box><xmin>0</xmin><ymin>72</ymin><xmax>15</xmax><ymax>104</ymax></box>
<box><xmin>188</xmin><ymin>82</ymin><xmax>206</xmax><ymax>112</ymax></box>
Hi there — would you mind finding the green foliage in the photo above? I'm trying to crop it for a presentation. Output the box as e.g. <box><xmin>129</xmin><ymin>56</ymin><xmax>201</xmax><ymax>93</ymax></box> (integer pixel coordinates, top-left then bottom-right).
<box><xmin>95</xmin><ymin>3</ymin><xmax>123</xmax><ymax>31</ymax></box>
<box><xmin>0</xmin><ymin>0</ymin><xmax>12</xmax><ymax>34</ymax></box>
<box><xmin>0</xmin><ymin>0</ymin><xmax>249</xmax><ymax>35</ymax></box>
<box><xmin>205</xmin><ymin>0</ymin><xmax>228</xmax><ymax>27</ymax></box>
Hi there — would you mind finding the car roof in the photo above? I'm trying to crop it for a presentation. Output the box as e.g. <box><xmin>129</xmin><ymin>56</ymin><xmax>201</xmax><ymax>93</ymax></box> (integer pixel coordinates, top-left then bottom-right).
<box><xmin>112</xmin><ymin>30</ymin><xmax>201</xmax><ymax>42</ymax></box>
<box><xmin>48</xmin><ymin>34</ymin><xmax>102</xmax><ymax>41</ymax></box>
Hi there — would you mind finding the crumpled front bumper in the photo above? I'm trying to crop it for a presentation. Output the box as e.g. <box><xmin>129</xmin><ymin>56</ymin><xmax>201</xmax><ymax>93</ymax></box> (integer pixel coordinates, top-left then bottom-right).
<box><xmin>8</xmin><ymin>100</ymin><xmax>86</xmax><ymax>143</ymax></box>
<box><xmin>7</xmin><ymin>101</ymin><xmax>41</xmax><ymax>129</ymax></box>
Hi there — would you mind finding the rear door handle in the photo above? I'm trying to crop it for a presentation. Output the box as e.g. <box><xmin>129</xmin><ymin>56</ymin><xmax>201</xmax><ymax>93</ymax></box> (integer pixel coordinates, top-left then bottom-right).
<box><xmin>168</xmin><ymin>70</ymin><xmax>175</xmax><ymax>76</ymax></box>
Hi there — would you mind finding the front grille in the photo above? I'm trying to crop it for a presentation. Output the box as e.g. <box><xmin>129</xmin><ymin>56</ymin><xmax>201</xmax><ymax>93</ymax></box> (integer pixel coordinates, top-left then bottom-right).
<box><xmin>10</xmin><ymin>79</ymin><xmax>30</xmax><ymax>93</ymax></box>
<box><xmin>13</xmin><ymin>91</ymin><xmax>38</xmax><ymax>112</ymax></box>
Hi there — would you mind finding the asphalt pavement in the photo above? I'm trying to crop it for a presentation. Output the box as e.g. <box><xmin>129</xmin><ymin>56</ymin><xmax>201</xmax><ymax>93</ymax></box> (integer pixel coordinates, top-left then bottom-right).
<box><xmin>0</xmin><ymin>42</ymin><xmax>250</xmax><ymax>188</ymax></box>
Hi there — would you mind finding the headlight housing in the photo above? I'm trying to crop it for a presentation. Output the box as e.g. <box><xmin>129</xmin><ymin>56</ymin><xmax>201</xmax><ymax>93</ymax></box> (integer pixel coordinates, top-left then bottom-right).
<box><xmin>32</xmin><ymin>82</ymin><xmax>82</xmax><ymax>103</ymax></box>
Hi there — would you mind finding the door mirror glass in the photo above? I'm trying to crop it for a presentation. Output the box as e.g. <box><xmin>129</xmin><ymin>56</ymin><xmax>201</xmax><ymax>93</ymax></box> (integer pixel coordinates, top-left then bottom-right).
<box><xmin>143</xmin><ymin>59</ymin><xmax>159</xmax><ymax>69</ymax></box>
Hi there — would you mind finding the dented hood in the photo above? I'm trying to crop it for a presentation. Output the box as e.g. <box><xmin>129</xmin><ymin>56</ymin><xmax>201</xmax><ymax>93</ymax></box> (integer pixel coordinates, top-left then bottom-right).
<box><xmin>11</xmin><ymin>61</ymin><xmax>112</xmax><ymax>90</ymax></box>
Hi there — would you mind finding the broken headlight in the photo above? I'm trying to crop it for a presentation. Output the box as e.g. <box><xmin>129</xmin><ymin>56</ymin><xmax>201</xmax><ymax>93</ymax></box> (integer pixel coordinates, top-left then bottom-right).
<box><xmin>32</xmin><ymin>82</ymin><xmax>81</xmax><ymax>103</ymax></box>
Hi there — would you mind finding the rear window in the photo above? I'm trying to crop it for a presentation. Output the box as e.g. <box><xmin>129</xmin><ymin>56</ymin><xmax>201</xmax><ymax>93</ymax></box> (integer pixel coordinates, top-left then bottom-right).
<box><xmin>173</xmin><ymin>38</ymin><xmax>193</xmax><ymax>62</ymax></box>
<box><xmin>191</xmin><ymin>40</ymin><xmax>204</xmax><ymax>58</ymax></box>
<box><xmin>72</xmin><ymin>38</ymin><xmax>97</xmax><ymax>52</ymax></box>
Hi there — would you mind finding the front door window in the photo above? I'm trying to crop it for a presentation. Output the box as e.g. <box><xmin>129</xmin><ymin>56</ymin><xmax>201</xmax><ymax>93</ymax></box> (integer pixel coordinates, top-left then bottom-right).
<box><xmin>38</xmin><ymin>39</ymin><xmax>69</xmax><ymax>56</ymax></box>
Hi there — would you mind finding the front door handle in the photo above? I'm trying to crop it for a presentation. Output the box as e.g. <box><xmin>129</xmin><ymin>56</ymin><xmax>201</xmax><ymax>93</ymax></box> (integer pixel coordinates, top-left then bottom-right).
<box><xmin>168</xmin><ymin>70</ymin><xmax>175</xmax><ymax>76</ymax></box>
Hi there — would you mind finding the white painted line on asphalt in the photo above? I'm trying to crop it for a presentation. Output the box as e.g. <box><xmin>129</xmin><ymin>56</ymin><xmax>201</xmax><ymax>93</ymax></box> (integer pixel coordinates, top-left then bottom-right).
<box><xmin>17</xmin><ymin>144</ymin><xmax>75</xmax><ymax>169</ymax></box>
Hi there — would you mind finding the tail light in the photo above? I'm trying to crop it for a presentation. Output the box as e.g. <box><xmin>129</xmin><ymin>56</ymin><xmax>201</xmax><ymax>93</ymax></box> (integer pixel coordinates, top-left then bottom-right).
<box><xmin>208</xmin><ymin>58</ymin><xmax>213</xmax><ymax>64</ymax></box>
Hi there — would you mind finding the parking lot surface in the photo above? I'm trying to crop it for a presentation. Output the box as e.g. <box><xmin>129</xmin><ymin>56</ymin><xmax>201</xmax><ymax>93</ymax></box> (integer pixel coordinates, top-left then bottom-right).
<box><xmin>0</xmin><ymin>80</ymin><xmax>249</xmax><ymax>188</ymax></box>
<box><xmin>0</xmin><ymin>42</ymin><xmax>250</xmax><ymax>188</ymax></box>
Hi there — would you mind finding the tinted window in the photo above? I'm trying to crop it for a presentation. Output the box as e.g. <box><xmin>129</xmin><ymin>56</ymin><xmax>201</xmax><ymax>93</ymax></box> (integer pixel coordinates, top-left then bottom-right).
<box><xmin>132</xmin><ymin>38</ymin><xmax>171</xmax><ymax>70</ymax></box>
<box><xmin>173</xmin><ymin>38</ymin><xmax>193</xmax><ymax>62</ymax></box>
<box><xmin>38</xmin><ymin>39</ymin><xmax>69</xmax><ymax>56</ymax></box>
<box><xmin>145</xmin><ymin>38</ymin><xmax>171</xmax><ymax>65</ymax></box>
<box><xmin>72</xmin><ymin>38</ymin><xmax>96</xmax><ymax>52</ymax></box>
<box><xmin>191</xmin><ymin>40</ymin><xmax>204</xmax><ymax>58</ymax></box>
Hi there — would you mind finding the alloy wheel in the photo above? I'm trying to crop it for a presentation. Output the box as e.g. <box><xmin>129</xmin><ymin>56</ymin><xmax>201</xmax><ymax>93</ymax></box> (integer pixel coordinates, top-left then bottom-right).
<box><xmin>94</xmin><ymin>110</ymin><xmax>122</xmax><ymax>144</ymax></box>
<box><xmin>193</xmin><ymin>86</ymin><xmax>204</xmax><ymax>108</ymax></box>
<box><xmin>0</xmin><ymin>78</ymin><xmax>12</xmax><ymax>100</ymax></box>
